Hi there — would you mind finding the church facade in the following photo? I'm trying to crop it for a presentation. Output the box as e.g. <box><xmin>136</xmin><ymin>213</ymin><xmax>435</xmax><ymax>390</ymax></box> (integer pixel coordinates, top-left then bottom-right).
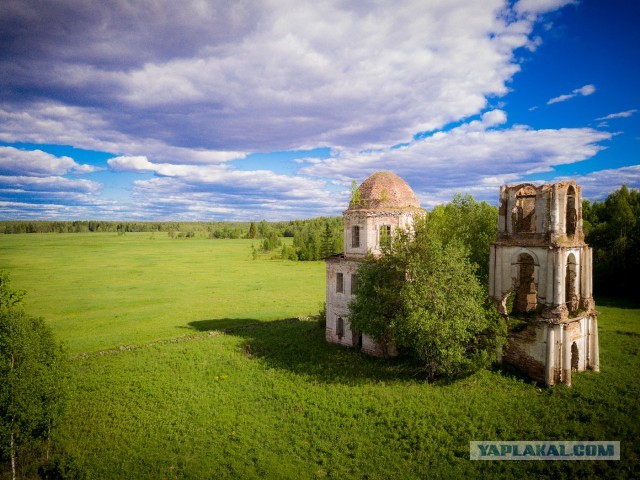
<box><xmin>325</xmin><ymin>171</ymin><xmax>423</xmax><ymax>356</ymax></box>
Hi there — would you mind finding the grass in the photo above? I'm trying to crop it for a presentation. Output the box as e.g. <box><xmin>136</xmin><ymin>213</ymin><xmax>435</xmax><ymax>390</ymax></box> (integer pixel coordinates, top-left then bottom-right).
<box><xmin>0</xmin><ymin>233</ymin><xmax>324</xmax><ymax>353</ymax></box>
<box><xmin>1</xmin><ymin>233</ymin><xmax>639</xmax><ymax>478</ymax></box>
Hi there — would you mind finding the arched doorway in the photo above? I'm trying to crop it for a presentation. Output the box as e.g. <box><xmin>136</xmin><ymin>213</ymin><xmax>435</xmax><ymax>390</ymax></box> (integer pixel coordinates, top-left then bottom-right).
<box><xmin>571</xmin><ymin>342</ymin><xmax>579</xmax><ymax>371</ymax></box>
<box><xmin>513</xmin><ymin>253</ymin><xmax>537</xmax><ymax>313</ymax></box>
<box><xmin>565</xmin><ymin>253</ymin><xmax>578</xmax><ymax>313</ymax></box>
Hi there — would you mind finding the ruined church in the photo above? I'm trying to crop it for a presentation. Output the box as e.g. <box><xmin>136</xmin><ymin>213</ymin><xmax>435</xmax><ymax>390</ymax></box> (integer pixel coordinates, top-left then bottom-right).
<box><xmin>326</xmin><ymin>172</ymin><xmax>599</xmax><ymax>385</ymax></box>
<box><xmin>489</xmin><ymin>182</ymin><xmax>599</xmax><ymax>386</ymax></box>
<box><xmin>325</xmin><ymin>171</ymin><xmax>423</xmax><ymax>356</ymax></box>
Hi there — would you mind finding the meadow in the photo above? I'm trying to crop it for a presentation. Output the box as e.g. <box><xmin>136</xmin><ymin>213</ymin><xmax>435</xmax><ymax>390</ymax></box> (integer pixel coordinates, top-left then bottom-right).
<box><xmin>1</xmin><ymin>233</ymin><xmax>639</xmax><ymax>479</ymax></box>
<box><xmin>0</xmin><ymin>233</ymin><xmax>323</xmax><ymax>353</ymax></box>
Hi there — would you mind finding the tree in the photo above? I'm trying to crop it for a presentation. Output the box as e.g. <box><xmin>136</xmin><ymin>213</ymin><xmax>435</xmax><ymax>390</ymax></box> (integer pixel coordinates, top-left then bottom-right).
<box><xmin>348</xmin><ymin>216</ymin><xmax>505</xmax><ymax>379</ymax></box>
<box><xmin>423</xmin><ymin>194</ymin><xmax>497</xmax><ymax>287</ymax></box>
<box><xmin>248</xmin><ymin>222</ymin><xmax>257</xmax><ymax>239</ymax></box>
<box><xmin>0</xmin><ymin>273</ymin><xmax>68</xmax><ymax>479</ymax></box>
<box><xmin>584</xmin><ymin>185</ymin><xmax>640</xmax><ymax>301</ymax></box>
<box><xmin>321</xmin><ymin>222</ymin><xmax>334</xmax><ymax>259</ymax></box>
<box><xmin>348</xmin><ymin>248</ymin><xmax>406</xmax><ymax>356</ymax></box>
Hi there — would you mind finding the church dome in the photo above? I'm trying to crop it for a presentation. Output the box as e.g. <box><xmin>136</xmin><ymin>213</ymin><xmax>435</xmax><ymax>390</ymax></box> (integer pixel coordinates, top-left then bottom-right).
<box><xmin>348</xmin><ymin>171</ymin><xmax>420</xmax><ymax>210</ymax></box>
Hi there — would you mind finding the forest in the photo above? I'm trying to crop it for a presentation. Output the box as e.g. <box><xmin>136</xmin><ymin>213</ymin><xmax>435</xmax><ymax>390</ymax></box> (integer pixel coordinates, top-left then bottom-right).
<box><xmin>583</xmin><ymin>185</ymin><xmax>640</xmax><ymax>301</ymax></box>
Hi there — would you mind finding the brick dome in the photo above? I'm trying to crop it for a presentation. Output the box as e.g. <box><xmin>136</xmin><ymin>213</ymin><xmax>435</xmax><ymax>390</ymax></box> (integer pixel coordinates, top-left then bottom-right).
<box><xmin>348</xmin><ymin>171</ymin><xmax>420</xmax><ymax>210</ymax></box>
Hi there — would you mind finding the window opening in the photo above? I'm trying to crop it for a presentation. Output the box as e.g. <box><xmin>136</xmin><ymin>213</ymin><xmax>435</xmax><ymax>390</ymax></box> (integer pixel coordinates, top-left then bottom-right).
<box><xmin>566</xmin><ymin>186</ymin><xmax>577</xmax><ymax>236</ymax></box>
<box><xmin>336</xmin><ymin>317</ymin><xmax>344</xmax><ymax>339</ymax></box>
<box><xmin>513</xmin><ymin>253</ymin><xmax>537</xmax><ymax>313</ymax></box>
<box><xmin>352</xmin><ymin>225</ymin><xmax>360</xmax><ymax>248</ymax></box>
<box><xmin>565</xmin><ymin>253</ymin><xmax>578</xmax><ymax>313</ymax></box>
<box><xmin>336</xmin><ymin>272</ymin><xmax>344</xmax><ymax>293</ymax></box>
<box><xmin>513</xmin><ymin>186</ymin><xmax>536</xmax><ymax>233</ymax></box>
<box><xmin>379</xmin><ymin>224</ymin><xmax>391</xmax><ymax>247</ymax></box>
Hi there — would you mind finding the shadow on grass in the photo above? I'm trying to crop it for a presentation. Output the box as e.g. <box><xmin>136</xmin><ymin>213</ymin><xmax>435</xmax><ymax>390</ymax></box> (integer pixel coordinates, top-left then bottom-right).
<box><xmin>596</xmin><ymin>296</ymin><xmax>640</xmax><ymax>309</ymax></box>
<box><xmin>187</xmin><ymin>318</ymin><xmax>258</xmax><ymax>331</ymax></box>
<box><xmin>188</xmin><ymin>317</ymin><xmax>427</xmax><ymax>384</ymax></box>
<box><xmin>491</xmin><ymin>362</ymin><xmax>543</xmax><ymax>386</ymax></box>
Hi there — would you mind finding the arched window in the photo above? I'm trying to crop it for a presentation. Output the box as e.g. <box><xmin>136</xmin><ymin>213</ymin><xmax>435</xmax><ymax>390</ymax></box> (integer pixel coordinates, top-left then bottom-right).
<box><xmin>565</xmin><ymin>253</ymin><xmax>578</xmax><ymax>313</ymax></box>
<box><xmin>513</xmin><ymin>186</ymin><xmax>536</xmax><ymax>233</ymax></box>
<box><xmin>566</xmin><ymin>186</ymin><xmax>577</xmax><ymax>236</ymax></box>
<box><xmin>513</xmin><ymin>253</ymin><xmax>537</xmax><ymax>313</ymax></box>
<box><xmin>336</xmin><ymin>317</ymin><xmax>344</xmax><ymax>339</ymax></box>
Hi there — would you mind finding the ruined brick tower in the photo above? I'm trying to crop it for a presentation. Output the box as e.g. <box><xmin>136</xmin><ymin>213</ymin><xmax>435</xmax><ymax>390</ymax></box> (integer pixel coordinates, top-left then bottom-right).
<box><xmin>325</xmin><ymin>171</ymin><xmax>422</xmax><ymax>356</ymax></box>
<box><xmin>489</xmin><ymin>181</ymin><xmax>599</xmax><ymax>386</ymax></box>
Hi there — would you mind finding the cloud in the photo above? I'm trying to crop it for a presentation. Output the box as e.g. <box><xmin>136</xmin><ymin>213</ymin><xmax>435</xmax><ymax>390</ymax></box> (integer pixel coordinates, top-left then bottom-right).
<box><xmin>514</xmin><ymin>0</ymin><xmax>576</xmax><ymax>16</ymax></box>
<box><xmin>105</xmin><ymin>154</ymin><xmax>344</xmax><ymax>220</ymax></box>
<box><xmin>0</xmin><ymin>146</ymin><xmax>100</xmax><ymax>176</ymax></box>
<box><xmin>108</xmin><ymin>156</ymin><xmax>155</xmax><ymax>173</ymax></box>
<box><xmin>0</xmin><ymin>147</ymin><xmax>106</xmax><ymax>217</ymax></box>
<box><xmin>554</xmin><ymin>165</ymin><xmax>640</xmax><ymax>201</ymax></box>
<box><xmin>300</xmin><ymin>111</ymin><xmax>611</xmax><ymax>206</ymax></box>
<box><xmin>1</xmin><ymin>0</ymin><xmax>608</xmax><ymax>220</ymax></box>
<box><xmin>0</xmin><ymin>104</ymin><xmax>246</xmax><ymax>165</ymax></box>
<box><xmin>547</xmin><ymin>84</ymin><xmax>596</xmax><ymax>105</ymax></box>
<box><xmin>595</xmin><ymin>109</ymin><xmax>637</xmax><ymax>121</ymax></box>
<box><xmin>0</xmin><ymin>0</ymin><xmax>570</xmax><ymax>154</ymax></box>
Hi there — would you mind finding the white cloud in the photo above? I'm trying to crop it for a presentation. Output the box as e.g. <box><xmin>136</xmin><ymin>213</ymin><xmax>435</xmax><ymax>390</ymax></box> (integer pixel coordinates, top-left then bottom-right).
<box><xmin>515</xmin><ymin>0</ymin><xmax>576</xmax><ymax>16</ymax></box>
<box><xmin>300</xmin><ymin>112</ymin><xmax>612</xmax><ymax>206</ymax></box>
<box><xmin>547</xmin><ymin>84</ymin><xmax>596</xmax><ymax>105</ymax></box>
<box><xmin>0</xmin><ymin>104</ymin><xmax>246</xmax><ymax>165</ymax></box>
<box><xmin>0</xmin><ymin>0</ymin><xmax>572</xmax><ymax>153</ymax></box>
<box><xmin>0</xmin><ymin>146</ymin><xmax>99</xmax><ymax>176</ymax></box>
<box><xmin>595</xmin><ymin>109</ymin><xmax>637</xmax><ymax>121</ymax></box>
<box><xmin>105</xmin><ymin>154</ymin><xmax>345</xmax><ymax>219</ymax></box>
<box><xmin>107</xmin><ymin>156</ymin><xmax>155</xmax><ymax>173</ymax></box>
<box><xmin>0</xmin><ymin>175</ymin><xmax>101</xmax><ymax>193</ymax></box>
<box><xmin>560</xmin><ymin>165</ymin><xmax>640</xmax><ymax>201</ymax></box>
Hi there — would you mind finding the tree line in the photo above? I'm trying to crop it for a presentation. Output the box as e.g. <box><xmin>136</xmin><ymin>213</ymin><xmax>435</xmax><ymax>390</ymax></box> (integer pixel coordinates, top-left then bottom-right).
<box><xmin>1</xmin><ymin>220</ymin><xmax>253</xmax><ymax>237</ymax></box>
<box><xmin>583</xmin><ymin>184</ymin><xmax>640</xmax><ymax>302</ymax></box>
<box><xmin>0</xmin><ymin>219</ymin><xmax>344</xmax><ymax>254</ymax></box>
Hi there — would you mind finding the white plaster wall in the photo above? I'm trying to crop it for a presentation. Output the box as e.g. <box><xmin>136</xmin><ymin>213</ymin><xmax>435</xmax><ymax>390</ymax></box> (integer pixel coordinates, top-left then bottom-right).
<box><xmin>326</xmin><ymin>259</ymin><xmax>359</xmax><ymax>346</ymax></box>
<box><xmin>344</xmin><ymin>210</ymin><xmax>417</xmax><ymax>258</ymax></box>
<box><xmin>343</xmin><ymin>214</ymin><xmax>369</xmax><ymax>257</ymax></box>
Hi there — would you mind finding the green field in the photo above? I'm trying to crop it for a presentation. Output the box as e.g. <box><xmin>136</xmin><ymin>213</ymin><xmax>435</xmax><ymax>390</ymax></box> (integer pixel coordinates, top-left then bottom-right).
<box><xmin>1</xmin><ymin>233</ymin><xmax>639</xmax><ymax>479</ymax></box>
<box><xmin>0</xmin><ymin>233</ymin><xmax>324</xmax><ymax>353</ymax></box>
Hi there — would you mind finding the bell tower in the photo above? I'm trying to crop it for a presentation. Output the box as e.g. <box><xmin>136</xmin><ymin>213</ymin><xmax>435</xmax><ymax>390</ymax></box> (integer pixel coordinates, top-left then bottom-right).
<box><xmin>489</xmin><ymin>181</ymin><xmax>599</xmax><ymax>386</ymax></box>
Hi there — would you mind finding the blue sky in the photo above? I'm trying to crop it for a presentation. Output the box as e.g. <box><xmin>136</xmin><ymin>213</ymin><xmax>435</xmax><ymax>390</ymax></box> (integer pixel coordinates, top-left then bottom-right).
<box><xmin>0</xmin><ymin>0</ymin><xmax>638</xmax><ymax>221</ymax></box>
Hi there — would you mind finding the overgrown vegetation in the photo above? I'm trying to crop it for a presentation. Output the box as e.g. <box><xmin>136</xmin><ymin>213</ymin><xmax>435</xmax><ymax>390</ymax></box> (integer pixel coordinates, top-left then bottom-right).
<box><xmin>583</xmin><ymin>184</ymin><xmax>640</xmax><ymax>302</ymax></box>
<box><xmin>349</xmin><ymin>198</ymin><xmax>504</xmax><ymax>379</ymax></box>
